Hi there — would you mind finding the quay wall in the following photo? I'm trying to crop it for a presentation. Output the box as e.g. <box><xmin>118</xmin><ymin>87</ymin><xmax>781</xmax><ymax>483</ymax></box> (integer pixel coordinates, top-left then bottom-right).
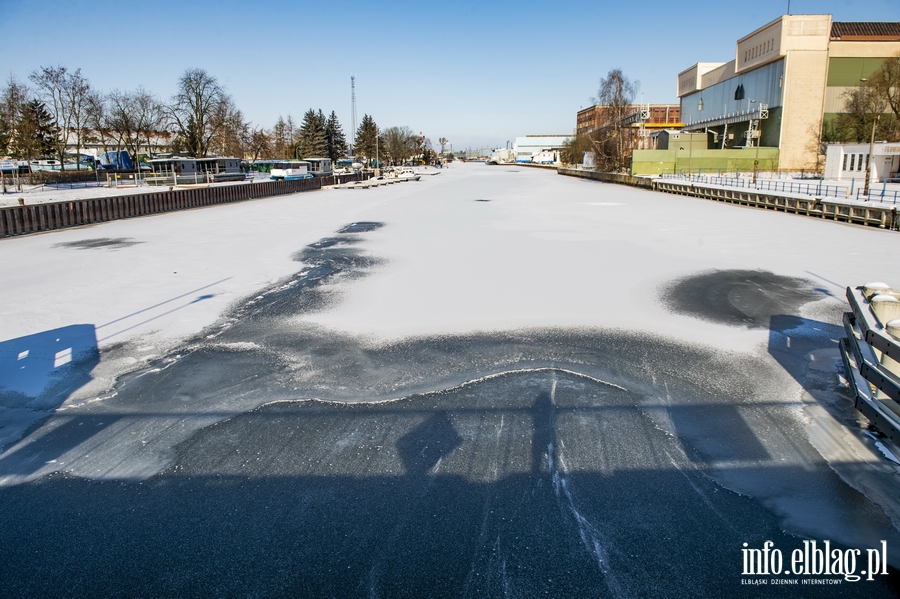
<box><xmin>0</xmin><ymin>174</ymin><xmax>365</xmax><ymax>239</ymax></box>
<box><xmin>557</xmin><ymin>168</ymin><xmax>654</xmax><ymax>190</ymax></box>
<box><xmin>558</xmin><ymin>168</ymin><xmax>898</xmax><ymax>230</ymax></box>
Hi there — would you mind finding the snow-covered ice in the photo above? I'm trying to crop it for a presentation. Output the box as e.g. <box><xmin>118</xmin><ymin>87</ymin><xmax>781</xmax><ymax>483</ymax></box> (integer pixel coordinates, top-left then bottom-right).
<box><xmin>2</xmin><ymin>162</ymin><xmax>900</xmax><ymax>596</ymax></box>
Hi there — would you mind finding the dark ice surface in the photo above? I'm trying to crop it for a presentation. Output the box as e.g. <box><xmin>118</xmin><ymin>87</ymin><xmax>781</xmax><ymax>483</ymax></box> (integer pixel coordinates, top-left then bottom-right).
<box><xmin>52</xmin><ymin>237</ymin><xmax>143</xmax><ymax>250</ymax></box>
<box><xmin>662</xmin><ymin>270</ymin><xmax>824</xmax><ymax>329</ymax></box>
<box><xmin>2</xmin><ymin>224</ymin><xmax>900</xmax><ymax>598</ymax></box>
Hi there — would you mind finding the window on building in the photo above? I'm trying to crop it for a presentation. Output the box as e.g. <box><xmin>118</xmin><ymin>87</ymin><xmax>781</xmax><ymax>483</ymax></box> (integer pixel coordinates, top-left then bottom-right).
<box><xmin>843</xmin><ymin>154</ymin><xmax>849</xmax><ymax>171</ymax></box>
<box><xmin>849</xmin><ymin>154</ymin><xmax>856</xmax><ymax>171</ymax></box>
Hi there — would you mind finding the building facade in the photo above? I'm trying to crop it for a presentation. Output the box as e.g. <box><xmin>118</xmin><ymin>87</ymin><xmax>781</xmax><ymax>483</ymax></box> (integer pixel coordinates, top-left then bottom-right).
<box><xmin>513</xmin><ymin>136</ymin><xmax>570</xmax><ymax>163</ymax></box>
<box><xmin>576</xmin><ymin>104</ymin><xmax>681</xmax><ymax>137</ymax></box>
<box><xmin>824</xmin><ymin>141</ymin><xmax>900</xmax><ymax>181</ymax></box>
<box><xmin>677</xmin><ymin>15</ymin><xmax>900</xmax><ymax>171</ymax></box>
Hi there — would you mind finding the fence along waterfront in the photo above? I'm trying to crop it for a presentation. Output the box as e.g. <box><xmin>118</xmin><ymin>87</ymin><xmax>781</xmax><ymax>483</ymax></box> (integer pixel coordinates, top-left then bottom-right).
<box><xmin>0</xmin><ymin>175</ymin><xmax>362</xmax><ymax>239</ymax></box>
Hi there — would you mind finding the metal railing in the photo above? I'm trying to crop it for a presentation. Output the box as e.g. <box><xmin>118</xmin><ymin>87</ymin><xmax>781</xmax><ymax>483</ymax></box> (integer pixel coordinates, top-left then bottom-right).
<box><xmin>660</xmin><ymin>173</ymin><xmax>900</xmax><ymax>204</ymax></box>
<box><xmin>660</xmin><ymin>173</ymin><xmax>846</xmax><ymax>197</ymax></box>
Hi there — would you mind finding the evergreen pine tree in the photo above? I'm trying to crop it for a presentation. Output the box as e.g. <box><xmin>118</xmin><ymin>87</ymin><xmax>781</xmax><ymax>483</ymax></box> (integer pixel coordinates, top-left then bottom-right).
<box><xmin>0</xmin><ymin>114</ymin><xmax>10</xmax><ymax>157</ymax></box>
<box><xmin>354</xmin><ymin>114</ymin><xmax>379</xmax><ymax>165</ymax></box>
<box><xmin>324</xmin><ymin>111</ymin><xmax>348</xmax><ymax>162</ymax></box>
<box><xmin>297</xmin><ymin>108</ymin><xmax>327</xmax><ymax>158</ymax></box>
<box><xmin>13</xmin><ymin>99</ymin><xmax>58</xmax><ymax>160</ymax></box>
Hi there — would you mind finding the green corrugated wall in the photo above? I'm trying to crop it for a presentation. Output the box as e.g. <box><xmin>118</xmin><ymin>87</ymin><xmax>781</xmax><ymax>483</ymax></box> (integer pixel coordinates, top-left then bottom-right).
<box><xmin>827</xmin><ymin>57</ymin><xmax>889</xmax><ymax>86</ymax></box>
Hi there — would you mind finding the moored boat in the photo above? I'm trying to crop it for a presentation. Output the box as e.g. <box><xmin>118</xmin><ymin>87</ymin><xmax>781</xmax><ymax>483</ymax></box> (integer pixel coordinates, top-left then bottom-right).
<box><xmin>270</xmin><ymin>161</ymin><xmax>312</xmax><ymax>181</ymax></box>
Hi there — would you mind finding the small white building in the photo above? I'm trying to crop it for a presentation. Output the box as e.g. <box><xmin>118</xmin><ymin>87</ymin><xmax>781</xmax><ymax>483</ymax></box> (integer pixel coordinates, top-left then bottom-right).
<box><xmin>530</xmin><ymin>149</ymin><xmax>560</xmax><ymax>165</ymax></box>
<box><xmin>824</xmin><ymin>142</ymin><xmax>900</xmax><ymax>182</ymax></box>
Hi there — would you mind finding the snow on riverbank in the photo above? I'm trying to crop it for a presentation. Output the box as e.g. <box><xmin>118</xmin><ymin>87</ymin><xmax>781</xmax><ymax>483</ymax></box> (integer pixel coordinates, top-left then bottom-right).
<box><xmin>0</xmin><ymin>172</ymin><xmax>272</xmax><ymax>208</ymax></box>
<box><xmin>2</xmin><ymin>162</ymin><xmax>898</xmax><ymax>378</ymax></box>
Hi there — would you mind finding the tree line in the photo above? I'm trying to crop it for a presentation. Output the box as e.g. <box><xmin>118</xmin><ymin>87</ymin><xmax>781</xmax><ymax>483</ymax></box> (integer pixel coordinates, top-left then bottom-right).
<box><xmin>0</xmin><ymin>66</ymin><xmax>444</xmax><ymax>167</ymax></box>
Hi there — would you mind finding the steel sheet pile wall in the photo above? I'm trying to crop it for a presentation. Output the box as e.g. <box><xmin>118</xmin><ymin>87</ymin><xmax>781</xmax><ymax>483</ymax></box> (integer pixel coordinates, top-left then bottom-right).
<box><xmin>557</xmin><ymin>168</ymin><xmax>655</xmax><ymax>190</ymax></box>
<box><xmin>0</xmin><ymin>174</ymin><xmax>364</xmax><ymax>238</ymax></box>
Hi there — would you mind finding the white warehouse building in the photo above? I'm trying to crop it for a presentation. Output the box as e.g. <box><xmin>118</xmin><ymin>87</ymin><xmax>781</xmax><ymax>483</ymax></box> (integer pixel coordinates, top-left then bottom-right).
<box><xmin>514</xmin><ymin>135</ymin><xmax>570</xmax><ymax>164</ymax></box>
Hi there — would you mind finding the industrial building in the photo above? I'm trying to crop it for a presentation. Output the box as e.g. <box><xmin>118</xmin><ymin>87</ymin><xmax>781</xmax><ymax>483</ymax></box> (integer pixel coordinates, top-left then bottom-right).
<box><xmin>676</xmin><ymin>15</ymin><xmax>900</xmax><ymax>171</ymax></box>
<box><xmin>576</xmin><ymin>104</ymin><xmax>681</xmax><ymax>138</ymax></box>
<box><xmin>513</xmin><ymin>136</ymin><xmax>570</xmax><ymax>164</ymax></box>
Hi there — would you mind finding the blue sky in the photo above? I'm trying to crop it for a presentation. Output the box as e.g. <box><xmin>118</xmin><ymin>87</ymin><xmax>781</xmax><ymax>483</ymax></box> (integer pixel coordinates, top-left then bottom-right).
<box><xmin>3</xmin><ymin>0</ymin><xmax>899</xmax><ymax>149</ymax></box>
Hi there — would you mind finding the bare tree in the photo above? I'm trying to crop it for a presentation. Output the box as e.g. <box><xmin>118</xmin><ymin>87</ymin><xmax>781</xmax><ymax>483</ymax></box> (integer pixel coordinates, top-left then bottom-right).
<box><xmin>837</xmin><ymin>86</ymin><xmax>893</xmax><ymax>142</ymax></box>
<box><xmin>248</xmin><ymin>126</ymin><xmax>273</xmax><ymax>162</ymax></box>
<box><xmin>210</xmin><ymin>99</ymin><xmax>249</xmax><ymax>157</ymax></box>
<box><xmin>285</xmin><ymin>114</ymin><xmax>296</xmax><ymax>151</ymax></box>
<box><xmin>108</xmin><ymin>87</ymin><xmax>166</xmax><ymax>162</ymax></box>
<box><xmin>167</xmin><ymin>68</ymin><xmax>229</xmax><ymax>157</ymax></box>
<box><xmin>273</xmin><ymin>115</ymin><xmax>291</xmax><ymax>158</ymax></box>
<box><xmin>84</xmin><ymin>89</ymin><xmax>113</xmax><ymax>161</ymax></box>
<box><xmin>591</xmin><ymin>69</ymin><xmax>639</xmax><ymax>172</ymax></box>
<box><xmin>870</xmin><ymin>51</ymin><xmax>900</xmax><ymax>123</ymax></box>
<box><xmin>382</xmin><ymin>126</ymin><xmax>418</xmax><ymax>164</ymax></box>
<box><xmin>437</xmin><ymin>137</ymin><xmax>449</xmax><ymax>155</ymax></box>
<box><xmin>30</xmin><ymin>65</ymin><xmax>92</xmax><ymax>168</ymax></box>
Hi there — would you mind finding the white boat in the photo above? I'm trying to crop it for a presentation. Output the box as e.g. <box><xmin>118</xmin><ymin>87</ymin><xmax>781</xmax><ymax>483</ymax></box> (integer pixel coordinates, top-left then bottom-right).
<box><xmin>270</xmin><ymin>161</ymin><xmax>312</xmax><ymax>181</ymax></box>
<box><xmin>29</xmin><ymin>159</ymin><xmax>61</xmax><ymax>172</ymax></box>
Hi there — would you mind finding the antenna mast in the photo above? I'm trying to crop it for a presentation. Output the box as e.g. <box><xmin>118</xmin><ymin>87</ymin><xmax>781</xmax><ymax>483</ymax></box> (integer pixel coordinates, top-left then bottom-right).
<box><xmin>350</xmin><ymin>75</ymin><xmax>357</xmax><ymax>156</ymax></box>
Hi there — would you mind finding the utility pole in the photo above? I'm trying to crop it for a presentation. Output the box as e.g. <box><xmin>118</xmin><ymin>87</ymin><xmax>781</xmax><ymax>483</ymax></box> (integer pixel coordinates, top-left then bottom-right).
<box><xmin>350</xmin><ymin>76</ymin><xmax>357</xmax><ymax>157</ymax></box>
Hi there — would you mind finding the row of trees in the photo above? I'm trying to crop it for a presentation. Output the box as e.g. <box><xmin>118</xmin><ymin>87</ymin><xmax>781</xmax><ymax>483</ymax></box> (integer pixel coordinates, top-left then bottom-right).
<box><xmin>265</xmin><ymin>109</ymin><xmax>348</xmax><ymax>163</ymax></box>
<box><xmin>351</xmin><ymin>115</ymin><xmax>436</xmax><ymax>166</ymax></box>
<box><xmin>0</xmin><ymin>66</ymin><xmax>441</xmax><ymax>167</ymax></box>
<box><xmin>0</xmin><ymin>67</ymin><xmax>252</xmax><ymax>166</ymax></box>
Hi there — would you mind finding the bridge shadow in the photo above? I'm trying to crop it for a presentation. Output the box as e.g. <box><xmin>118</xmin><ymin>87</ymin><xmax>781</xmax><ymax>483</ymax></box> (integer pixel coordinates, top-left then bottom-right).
<box><xmin>766</xmin><ymin>314</ymin><xmax>844</xmax><ymax>387</ymax></box>
<box><xmin>1</xmin><ymin>366</ymin><xmax>899</xmax><ymax>596</ymax></box>
<box><xmin>0</xmin><ymin>324</ymin><xmax>98</xmax><ymax>411</ymax></box>
<box><xmin>0</xmin><ymin>324</ymin><xmax>100</xmax><ymax>459</ymax></box>
<box><xmin>396</xmin><ymin>411</ymin><xmax>462</xmax><ymax>476</ymax></box>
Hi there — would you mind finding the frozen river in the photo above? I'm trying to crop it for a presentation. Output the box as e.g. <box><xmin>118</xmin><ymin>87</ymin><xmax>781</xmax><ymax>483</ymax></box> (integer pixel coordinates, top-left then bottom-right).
<box><xmin>2</xmin><ymin>163</ymin><xmax>900</xmax><ymax>597</ymax></box>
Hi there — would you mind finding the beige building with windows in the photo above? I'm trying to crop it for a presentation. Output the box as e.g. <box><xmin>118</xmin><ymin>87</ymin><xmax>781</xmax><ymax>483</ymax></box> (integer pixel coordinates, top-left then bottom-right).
<box><xmin>677</xmin><ymin>15</ymin><xmax>900</xmax><ymax>171</ymax></box>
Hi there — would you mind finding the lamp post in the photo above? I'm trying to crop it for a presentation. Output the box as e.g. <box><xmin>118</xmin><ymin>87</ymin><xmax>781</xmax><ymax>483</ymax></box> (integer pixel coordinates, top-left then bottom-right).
<box><xmin>747</xmin><ymin>100</ymin><xmax>759</xmax><ymax>182</ymax></box>
<box><xmin>863</xmin><ymin>115</ymin><xmax>878</xmax><ymax>197</ymax></box>
<box><xmin>861</xmin><ymin>78</ymin><xmax>878</xmax><ymax>197</ymax></box>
